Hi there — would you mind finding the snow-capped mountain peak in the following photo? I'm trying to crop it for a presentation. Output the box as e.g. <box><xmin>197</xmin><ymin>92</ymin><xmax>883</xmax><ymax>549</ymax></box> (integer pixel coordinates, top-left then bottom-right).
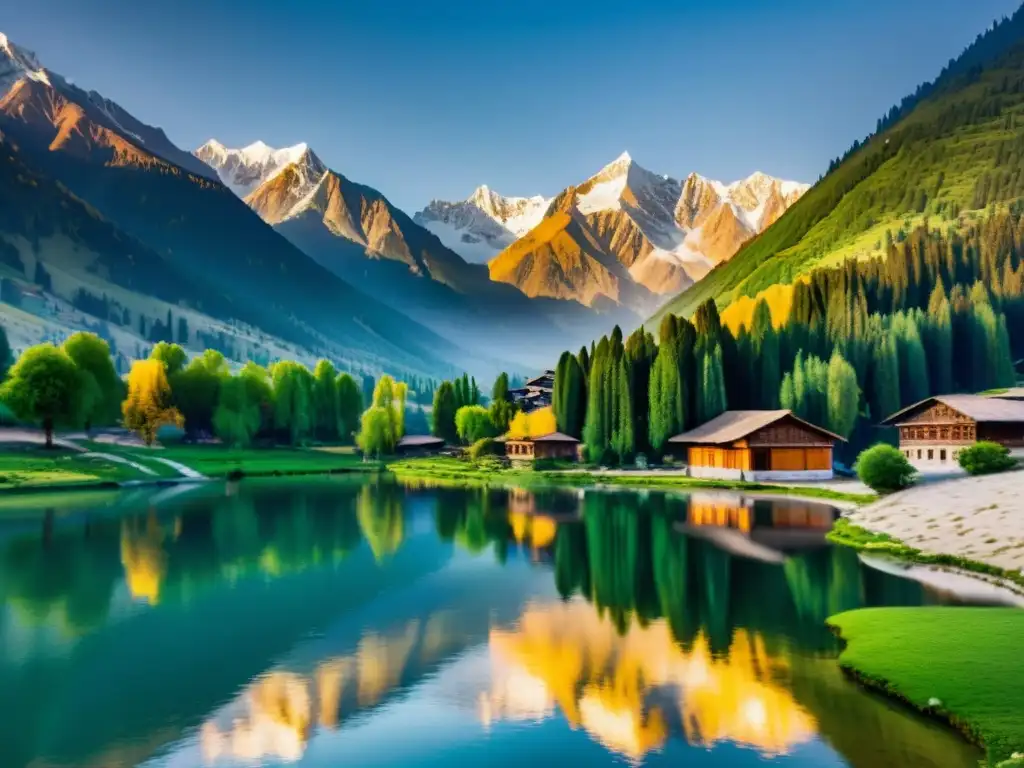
<box><xmin>0</xmin><ymin>32</ymin><xmax>51</xmax><ymax>92</ymax></box>
<box><xmin>414</xmin><ymin>184</ymin><xmax>550</xmax><ymax>264</ymax></box>
<box><xmin>194</xmin><ymin>139</ymin><xmax>317</xmax><ymax>197</ymax></box>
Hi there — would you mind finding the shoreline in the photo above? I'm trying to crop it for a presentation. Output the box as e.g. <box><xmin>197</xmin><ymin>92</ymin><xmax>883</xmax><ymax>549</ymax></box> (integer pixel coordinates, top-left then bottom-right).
<box><xmin>827</xmin><ymin>607</ymin><xmax>1024</xmax><ymax>767</ymax></box>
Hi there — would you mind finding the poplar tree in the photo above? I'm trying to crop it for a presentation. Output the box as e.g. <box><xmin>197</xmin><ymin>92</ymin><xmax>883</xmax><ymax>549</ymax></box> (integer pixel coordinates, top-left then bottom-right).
<box><xmin>826</xmin><ymin>351</ymin><xmax>860</xmax><ymax>439</ymax></box>
<box><xmin>432</xmin><ymin>381</ymin><xmax>458</xmax><ymax>443</ymax></box>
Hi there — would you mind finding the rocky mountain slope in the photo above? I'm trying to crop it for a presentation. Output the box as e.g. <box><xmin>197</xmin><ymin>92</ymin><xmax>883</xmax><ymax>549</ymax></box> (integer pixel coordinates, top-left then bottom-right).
<box><xmin>0</xmin><ymin>32</ymin><xmax>459</xmax><ymax>377</ymax></box>
<box><xmin>486</xmin><ymin>152</ymin><xmax>807</xmax><ymax>313</ymax></box>
<box><xmin>653</xmin><ymin>5</ymin><xmax>1024</xmax><ymax>326</ymax></box>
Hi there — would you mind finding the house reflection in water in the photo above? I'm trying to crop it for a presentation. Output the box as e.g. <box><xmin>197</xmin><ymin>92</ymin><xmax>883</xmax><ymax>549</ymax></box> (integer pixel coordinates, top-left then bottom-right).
<box><xmin>481</xmin><ymin>599</ymin><xmax>817</xmax><ymax>761</ymax></box>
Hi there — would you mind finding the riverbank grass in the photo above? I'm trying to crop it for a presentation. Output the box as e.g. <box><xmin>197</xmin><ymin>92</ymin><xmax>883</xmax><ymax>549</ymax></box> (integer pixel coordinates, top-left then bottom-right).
<box><xmin>829</xmin><ymin>607</ymin><xmax>1024</xmax><ymax>765</ymax></box>
<box><xmin>84</xmin><ymin>442</ymin><xmax>377</xmax><ymax>479</ymax></box>
<box><xmin>0</xmin><ymin>450</ymin><xmax>152</xmax><ymax>488</ymax></box>
<box><xmin>387</xmin><ymin>456</ymin><xmax>877</xmax><ymax>504</ymax></box>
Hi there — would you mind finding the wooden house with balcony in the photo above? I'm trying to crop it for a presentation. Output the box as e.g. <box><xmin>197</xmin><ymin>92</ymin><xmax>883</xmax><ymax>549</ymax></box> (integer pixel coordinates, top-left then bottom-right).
<box><xmin>668</xmin><ymin>410</ymin><xmax>843</xmax><ymax>481</ymax></box>
<box><xmin>881</xmin><ymin>394</ymin><xmax>1024</xmax><ymax>467</ymax></box>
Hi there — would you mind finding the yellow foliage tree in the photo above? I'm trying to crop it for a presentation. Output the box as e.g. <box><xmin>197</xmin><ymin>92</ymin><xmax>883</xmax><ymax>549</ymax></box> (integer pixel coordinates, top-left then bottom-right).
<box><xmin>122</xmin><ymin>359</ymin><xmax>184</xmax><ymax>446</ymax></box>
<box><xmin>507</xmin><ymin>406</ymin><xmax>557</xmax><ymax>438</ymax></box>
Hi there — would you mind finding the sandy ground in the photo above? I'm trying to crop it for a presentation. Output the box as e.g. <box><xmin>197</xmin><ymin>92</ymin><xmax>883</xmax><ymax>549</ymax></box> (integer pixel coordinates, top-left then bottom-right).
<box><xmin>849</xmin><ymin>470</ymin><xmax>1024</xmax><ymax>572</ymax></box>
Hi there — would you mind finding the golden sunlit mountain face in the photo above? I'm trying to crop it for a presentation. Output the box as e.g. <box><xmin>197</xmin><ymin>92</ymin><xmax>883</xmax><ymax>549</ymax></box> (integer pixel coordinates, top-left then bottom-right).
<box><xmin>483</xmin><ymin>598</ymin><xmax>817</xmax><ymax>761</ymax></box>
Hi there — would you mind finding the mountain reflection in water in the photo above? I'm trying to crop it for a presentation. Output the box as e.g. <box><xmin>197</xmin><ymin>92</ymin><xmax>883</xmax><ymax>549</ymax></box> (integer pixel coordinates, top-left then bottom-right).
<box><xmin>0</xmin><ymin>480</ymin><xmax>992</xmax><ymax>768</ymax></box>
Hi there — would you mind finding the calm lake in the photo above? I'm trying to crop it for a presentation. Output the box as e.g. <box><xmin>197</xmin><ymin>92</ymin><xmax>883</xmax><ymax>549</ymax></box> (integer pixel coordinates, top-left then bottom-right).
<box><xmin>0</xmin><ymin>477</ymin><xmax>997</xmax><ymax>768</ymax></box>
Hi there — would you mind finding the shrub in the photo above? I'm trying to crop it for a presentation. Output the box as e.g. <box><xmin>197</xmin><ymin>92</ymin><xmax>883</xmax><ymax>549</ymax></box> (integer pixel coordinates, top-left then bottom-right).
<box><xmin>957</xmin><ymin>441</ymin><xmax>1017</xmax><ymax>475</ymax></box>
<box><xmin>468</xmin><ymin>436</ymin><xmax>502</xmax><ymax>461</ymax></box>
<box><xmin>854</xmin><ymin>443</ymin><xmax>916</xmax><ymax>493</ymax></box>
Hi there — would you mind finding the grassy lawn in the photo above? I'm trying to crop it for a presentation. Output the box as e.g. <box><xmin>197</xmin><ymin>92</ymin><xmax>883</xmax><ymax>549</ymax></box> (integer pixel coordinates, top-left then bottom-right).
<box><xmin>829</xmin><ymin>607</ymin><xmax>1024</xmax><ymax>765</ymax></box>
<box><xmin>153</xmin><ymin>444</ymin><xmax>376</xmax><ymax>478</ymax></box>
<box><xmin>386</xmin><ymin>456</ymin><xmax>877</xmax><ymax>504</ymax></box>
<box><xmin>0</xmin><ymin>449</ymin><xmax>151</xmax><ymax>489</ymax></box>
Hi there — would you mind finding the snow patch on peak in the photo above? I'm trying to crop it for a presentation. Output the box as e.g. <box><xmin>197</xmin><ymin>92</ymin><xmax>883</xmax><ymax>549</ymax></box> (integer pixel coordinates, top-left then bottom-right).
<box><xmin>0</xmin><ymin>31</ymin><xmax>51</xmax><ymax>92</ymax></box>
<box><xmin>195</xmin><ymin>139</ymin><xmax>318</xmax><ymax>198</ymax></box>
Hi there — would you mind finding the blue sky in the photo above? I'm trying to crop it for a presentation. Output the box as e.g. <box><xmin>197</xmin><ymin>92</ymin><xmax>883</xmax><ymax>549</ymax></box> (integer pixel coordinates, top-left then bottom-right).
<box><xmin>4</xmin><ymin>0</ymin><xmax>1021</xmax><ymax>211</ymax></box>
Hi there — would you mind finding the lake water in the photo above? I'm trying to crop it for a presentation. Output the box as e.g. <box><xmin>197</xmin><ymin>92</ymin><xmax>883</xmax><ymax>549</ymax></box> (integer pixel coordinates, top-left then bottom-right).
<box><xmin>0</xmin><ymin>477</ymin><xmax>995</xmax><ymax>768</ymax></box>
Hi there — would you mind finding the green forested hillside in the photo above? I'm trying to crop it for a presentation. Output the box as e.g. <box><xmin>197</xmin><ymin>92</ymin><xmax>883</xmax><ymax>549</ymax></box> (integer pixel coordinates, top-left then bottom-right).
<box><xmin>655</xmin><ymin>5</ymin><xmax>1024</xmax><ymax>323</ymax></box>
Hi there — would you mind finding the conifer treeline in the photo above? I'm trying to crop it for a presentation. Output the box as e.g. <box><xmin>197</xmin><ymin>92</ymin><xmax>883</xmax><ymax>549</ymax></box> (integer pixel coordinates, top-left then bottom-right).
<box><xmin>553</xmin><ymin>212</ymin><xmax>1022</xmax><ymax>463</ymax></box>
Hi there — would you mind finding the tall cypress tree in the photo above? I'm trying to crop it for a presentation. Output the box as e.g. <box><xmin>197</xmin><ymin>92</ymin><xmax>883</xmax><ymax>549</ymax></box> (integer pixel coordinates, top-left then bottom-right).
<box><xmin>583</xmin><ymin>337</ymin><xmax>610</xmax><ymax>463</ymax></box>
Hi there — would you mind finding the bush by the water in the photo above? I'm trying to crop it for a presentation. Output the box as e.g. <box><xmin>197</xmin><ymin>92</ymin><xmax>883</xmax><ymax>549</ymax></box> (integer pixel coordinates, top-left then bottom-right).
<box><xmin>468</xmin><ymin>436</ymin><xmax>502</xmax><ymax>461</ymax></box>
<box><xmin>855</xmin><ymin>444</ymin><xmax>916</xmax><ymax>493</ymax></box>
<box><xmin>957</xmin><ymin>441</ymin><xmax>1017</xmax><ymax>475</ymax></box>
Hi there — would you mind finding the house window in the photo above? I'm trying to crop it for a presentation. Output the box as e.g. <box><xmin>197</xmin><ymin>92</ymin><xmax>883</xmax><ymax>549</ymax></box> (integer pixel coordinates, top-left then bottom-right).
<box><xmin>917</xmin><ymin>450</ymin><xmax>922</xmax><ymax>459</ymax></box>
<box><xmin>940</xmin><ymin>449</ymin><xmax>947</xmax><ymax>462</ymax></box>
<box><xmin>927</xmin><ymin>449</ymin><xmax>934</xmax><ymax>460</ymax></box>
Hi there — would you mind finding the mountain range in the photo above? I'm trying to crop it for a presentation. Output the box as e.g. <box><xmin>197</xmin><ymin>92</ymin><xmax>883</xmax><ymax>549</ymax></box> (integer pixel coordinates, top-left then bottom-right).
<box><xmin>0</xmin><ymin>26</ymin><xmax>808</xmax><ymax>379</ymax></box>
<box><xmin>416</xmin><ymin>152</ymin><xmax>807</xmax><ymax>313</ymax></box>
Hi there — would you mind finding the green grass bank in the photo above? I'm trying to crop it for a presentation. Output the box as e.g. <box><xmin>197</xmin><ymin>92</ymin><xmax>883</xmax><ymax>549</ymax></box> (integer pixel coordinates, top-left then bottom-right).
<box><xmin>829</xmin><ymin>607</ymin><xmax>1024</xmax><ymax>766</ymax></box>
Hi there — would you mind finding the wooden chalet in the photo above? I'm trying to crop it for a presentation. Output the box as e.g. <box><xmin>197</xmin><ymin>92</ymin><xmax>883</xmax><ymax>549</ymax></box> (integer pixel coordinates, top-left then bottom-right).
<box><xmin>668</xmin><ymin>410</ymin><xmax>843</xmax><ymax>481</ymax></box>
<box><xmin>505</xmin><ymin>432</ymin><xmax>580</xmax><ymax>461</ymax></box>
<box><xmin>508</xmin><ymin>370</ymin><xmax>554</xmax><ymax>413</ymax></box>
<box><xmin>881</xmin><ymin>394</ymin><xmax>1024</xmax><ymax>467</ymax></box>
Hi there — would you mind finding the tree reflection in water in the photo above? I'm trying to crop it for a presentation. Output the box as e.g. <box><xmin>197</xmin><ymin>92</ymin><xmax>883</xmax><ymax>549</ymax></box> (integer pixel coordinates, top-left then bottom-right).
<box><xmin>0</xmin><ymin>480</ymin><xmax>986</xmax><ymax>768</ymax></box>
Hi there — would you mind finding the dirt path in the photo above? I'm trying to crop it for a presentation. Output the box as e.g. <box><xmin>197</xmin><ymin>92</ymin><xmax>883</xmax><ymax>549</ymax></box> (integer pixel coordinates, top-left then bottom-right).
<box><xmin>848</xmin><ymin>470</ymin><xmax>1024</xmax><ymax>572</ymax></box>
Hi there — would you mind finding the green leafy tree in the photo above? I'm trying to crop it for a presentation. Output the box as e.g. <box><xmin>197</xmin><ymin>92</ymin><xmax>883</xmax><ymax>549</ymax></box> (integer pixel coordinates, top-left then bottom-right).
<box><xmin>0</xmin><ymin>324</ymin><xmax>11</xmax><ymax>381</ymax></box>
<box><xmin>698</xmin><ymin>344</ymin><xmax>727</xmax><ymax>424</ymax></box>
<box><xmin>62</xmin><ymin>332</ymin><xmax>122</xmax><ymax>429</ymax></box>
<box><xmin>553</xmin><ymin>352</ymin><xmax>585</xmax><ymax>438</ymax></box>
<box><xmin>826</xmin><ymin>351</ymin><xmax>860</xmax><ymax>439</ymax></box>
<box><xmin>868</xmin><ymin>336</ymin><xmax>901</xmax><ymax>421</ymax></box>
<box><xmin>239</xmin><ymin>362</ymin><xmax>275</xmax><ymax>439</ymax></box>
<box><xmin>213</xmin><ymin>375</ymin><xmax>261</xmax><ymax>447</ymax></box>
<box><xmin>610</xmin><ymin>356</ymin><xmax>634</xmax><ymax>461</ymax></box>
<box><xmin>455</xmin><ymin>405</ymin><xmax>497</xmax><ymax>444</ymax></box>
<box><xmin>272</xmin><ymin>361</ymin><xmax>314</xmax><ymax>445</ymax></box>
<box><xmin>336</xmin><ymin>373</ymin><xmax>363</xmax><ymax>444</ymax></box>
<box><xmin>150</xmin><ymin>342</ymin><xmax>188</xmax><ymax>376</ymax></box>
<box><xmin>432</xmin><ymin>380</ymin><xmax>458</xmax><ymax>442</ymax></box>
<box><xmin>357</xmin><ymin>407</ymin><xmax>394</xmax><ymax>459</ymax></box>
<box><xmin>855</xmin><ymin>444</ymin><xmax>916</xmax><ymax>493</ymax></box>
<box><xmin>171</xmin><ymin>350</ymin><xmax>228</xmax><ymax>439</ymax></box>
<box><xmin>0</xmin><ymin>344</ymin><xmax>85</xmax><ymax>447</ymax></box>
<box><xmin>488</xmin><ymin>372</ymin><xmax>516</xmax><ymax>434</ymax></box>
<box><xmin>312</xmin><ymin>359</ymin><xmax>340</xmax><ymax>441</ymax></box>
<box><xmin>583</xmin><ymin>337</ymin><xmax>610</xmax><ymax>462</ymax></box>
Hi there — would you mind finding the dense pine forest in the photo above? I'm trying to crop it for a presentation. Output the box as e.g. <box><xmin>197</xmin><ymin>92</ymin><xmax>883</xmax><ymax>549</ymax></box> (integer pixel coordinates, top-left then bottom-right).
<box><xmin>551</xmin><ymin>211</ymin><xmax>1023</xmax><ymax>463</ymax></box>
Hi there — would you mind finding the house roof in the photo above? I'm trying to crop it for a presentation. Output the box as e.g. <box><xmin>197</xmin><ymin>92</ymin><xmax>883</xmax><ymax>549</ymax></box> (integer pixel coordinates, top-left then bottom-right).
<box><xmin>881</xmin><ymin>395</ymin><xmax>1024</xmax><ymax>425</ymax></box>
<box><xmin>509</xmin><ymin>431</ymin><xmax>579</xmax><ymax>444</ymax></box>
<box><xmin>397</xmin><ymin>435</ymin><xmax>445</xmax><ymax>448</ymax></box>
<box><xmin>668</xmin><ymin>410</ymin><xmax>845</xmax><ymax>445</ymax></box>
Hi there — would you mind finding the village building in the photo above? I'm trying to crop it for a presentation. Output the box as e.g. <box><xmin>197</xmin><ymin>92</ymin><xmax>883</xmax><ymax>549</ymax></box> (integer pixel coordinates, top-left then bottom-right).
<box><xmin>395</xmin><ymin>435</ymin><xmax>446</xmax><ymax>456</ymax></box>
<box><xmin>505</xmin><ymin>432</ymin><xmax>580</xmax><ymax>462</ymax></box>
<box><xmin>881</xmin><ymin>394</ymin><xmax>1024</xmax><ymax>468</ymax></box>
<box><xmin>668</xmin><ymin>410</ymin><xmax>842</xmax><ymax>481</ymax></box>
<box><xmin>508</xmin><ymin>370</ymin><xmax>554</xmax><ymax>413</ymax></box>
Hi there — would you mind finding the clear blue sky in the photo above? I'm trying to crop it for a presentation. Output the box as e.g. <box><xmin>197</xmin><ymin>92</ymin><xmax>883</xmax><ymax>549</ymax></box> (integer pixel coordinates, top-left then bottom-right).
<box><xmin>4</xmin><ymin>0</ymin><xmax>1021</xmax><ymax>211</ymax></box>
